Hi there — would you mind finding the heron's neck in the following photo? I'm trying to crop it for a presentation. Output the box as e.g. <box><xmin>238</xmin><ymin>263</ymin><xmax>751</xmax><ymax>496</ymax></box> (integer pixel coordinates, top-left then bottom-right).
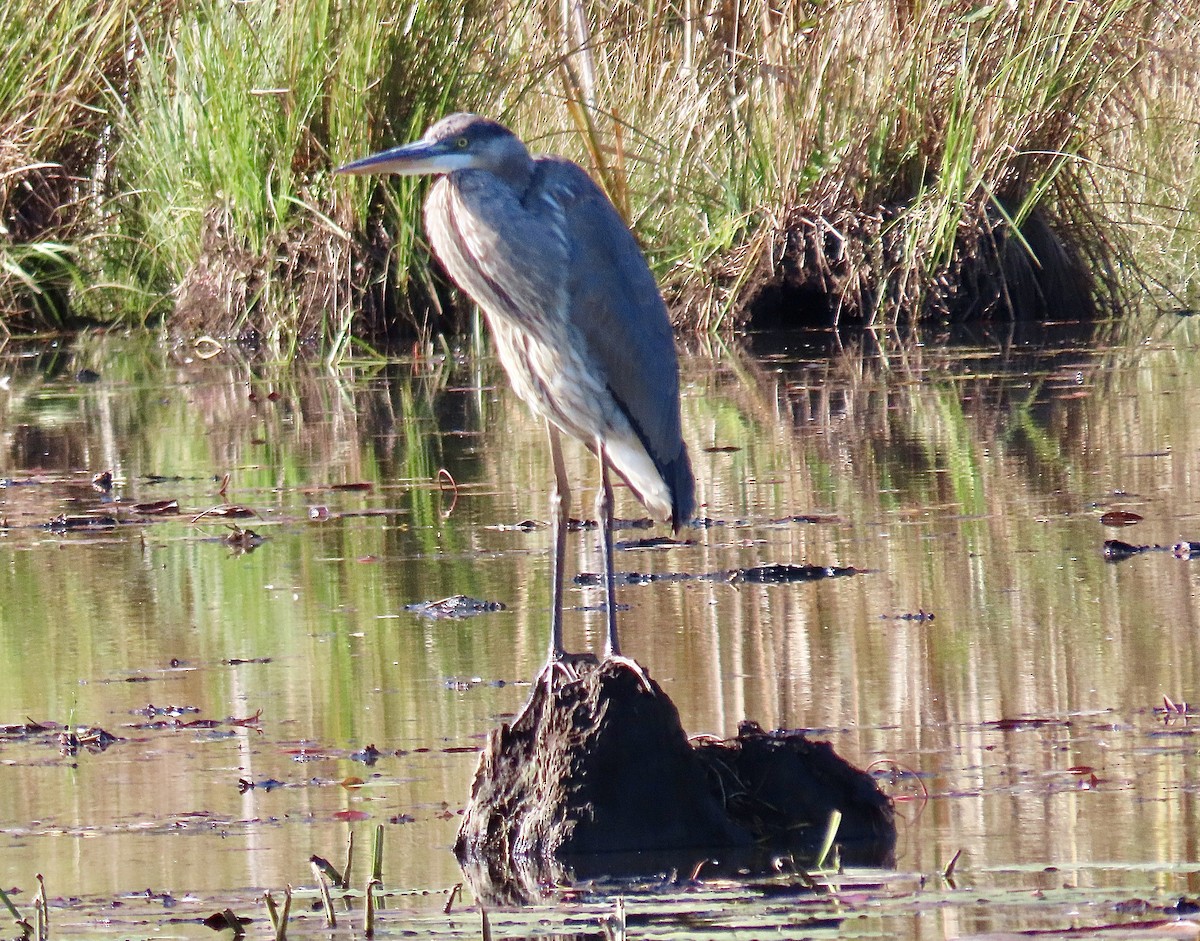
<box><xmin>482</xmin><ymin>154</ymin><xmax>535</xmax><ymax>194</ymax></box>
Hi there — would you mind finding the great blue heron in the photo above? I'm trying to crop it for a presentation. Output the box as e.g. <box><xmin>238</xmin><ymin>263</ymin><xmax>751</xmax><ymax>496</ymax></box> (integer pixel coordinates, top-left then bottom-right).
<box><xmin>337</xmin><ymin>113</ymin><xmax>694</xmax><ymax>669</ymax></box>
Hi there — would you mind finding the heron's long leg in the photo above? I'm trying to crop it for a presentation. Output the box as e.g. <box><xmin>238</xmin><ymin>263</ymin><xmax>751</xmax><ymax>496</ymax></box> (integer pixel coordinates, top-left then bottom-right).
<box><xmin>596</xmin><ymin>446</ymin><xmax>620</xmax><ymax>658</ymax></box>
<box><xmin>548</xmin><ymin>423</ymin><xmax>570</xmax><ymax>662</ymax></box>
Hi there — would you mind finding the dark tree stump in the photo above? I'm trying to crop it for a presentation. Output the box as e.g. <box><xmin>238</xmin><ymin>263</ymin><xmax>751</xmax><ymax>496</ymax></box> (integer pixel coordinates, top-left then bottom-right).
<box><xmin>456</xmin><ymin>659</ymin><xmax>895</xmax><ymax>903</ymax></box>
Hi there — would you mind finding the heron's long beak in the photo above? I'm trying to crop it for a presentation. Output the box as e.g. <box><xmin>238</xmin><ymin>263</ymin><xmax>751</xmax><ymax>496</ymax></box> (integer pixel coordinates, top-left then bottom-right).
<box><xmin>335</xmin><ymin>139</ymin><xmax>467</xmax><ymax>176</ymax></box>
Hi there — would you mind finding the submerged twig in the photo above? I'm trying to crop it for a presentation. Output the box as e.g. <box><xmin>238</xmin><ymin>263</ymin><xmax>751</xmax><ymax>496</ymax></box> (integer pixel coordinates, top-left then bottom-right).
<box><xmin>437</xmin><ymin>468</ymin><xmax>458</xmax><ymax>518</ymax></box>
<box><xmin>34</xmin><ymin>874</ymin><xmax>47</xmax><ymax>941</ymax></box>
<box><xmin>264</xmin><ymin>888</ymin><xmax>292</xmax><ymax>941</ymax></box>
<box><xmin>263</xmin><ymin>890</ymin><xmax>278</xmax><ymax>930</ymax></box>
<box><xmin>310</xmin><ymin>861</ymin><xmax>336</xmax><ymax>928</ymax></box>
<box><xmin>0</xmin><ymin>884</ymin><xmax>32</xmax><ymax>940</ymax></box>
<box><xmin>363</xmin><ymin>878</ymin><xmax>381</xmax><ymax>938</ymax></box>
<box><xmin>813</xmin><ymin>809</ymin><xmax>843</xmax><ymax>871</ymax></box>
<box><xmin>943</xmin><ymin>848</ymin><xmax>964</xmax><ymax>884</ymax></box>
<box><xmin>342</xmin><ymin>831</ymin><xmax>354</xmax><ymax>891</ymax></box>
<box><xmin>308</xmin><ymin>855</ymin><xmax>343</xmax><ymax>887</ymax></box>
<box><xmin>371</xmin><ymin>823</ymin><xmax>384</xmax><ymax>883</ymax></box>
<box><xmin>443</xmin><ymin>883</ymin><xmax>461</xmax><ymax>916</ymax></box>
<box><xmin>600</xmin><ymin>897</ymin><xmax>626</xmax><ymax>941</ymax></box>
<box><xmin>276</xmin><ymin>887</ymin><xmax>292</xmax><ymax>941</ymax></box>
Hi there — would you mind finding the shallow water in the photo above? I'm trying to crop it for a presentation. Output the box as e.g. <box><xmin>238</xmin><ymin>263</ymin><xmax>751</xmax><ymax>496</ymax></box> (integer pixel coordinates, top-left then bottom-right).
<box><xmin>3</xmin><ymin>319</ymin><xmax>1200</xmax><ymax>938</ymax></box>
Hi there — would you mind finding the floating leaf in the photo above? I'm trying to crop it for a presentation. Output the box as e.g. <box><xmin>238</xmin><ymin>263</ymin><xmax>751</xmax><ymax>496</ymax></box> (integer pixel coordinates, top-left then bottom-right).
<box><xmin>191</xmin><ymin>505</ymin><xmax>257</xmax><ymax>521</ymax></box>
<box><xmin>202</xmin><ymin>909</ymin><xmax>250</xmax><ymax>933</ymax></box>
<box><xmin>341</xmin><ymin>776</ymin><xmax>365</xmax><ymax>789</ymax></box>
<box><xmin>46</xmin><ymin>514</ymin><xmax>118</xmax><ymax>530</ymax></box>
<box><xmin>1103</xmin><ymin>539</ymin><xmax>1147</xmax><ymax>562</ymax></box>
<box><xmin>132</xmin><ymin>499</ymin><xmax>180</xmax><ymax>515</ymax></box>
<box><xmin>407</xmin><ymin>595</ymin><xmax>506</xmax><ymax>620</ymax></box>
<box><xmin>1100</xmin><ymin>510</ymin><xmax>1143</xmax><ymax>527</ymax></box>
<box><xmin>332</xmin><ymin>810</ymin><xmax>370</xmax><ymax>822</ymax></box>
<box><xmin>730</xmin><ymin>564</ymin><xmax>860</xmax><ymax>584</ymax></box>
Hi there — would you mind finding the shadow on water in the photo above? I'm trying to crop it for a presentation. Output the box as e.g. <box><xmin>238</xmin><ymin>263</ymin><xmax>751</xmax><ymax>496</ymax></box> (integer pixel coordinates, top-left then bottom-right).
<box><xmin>3</xmin><ymin>317</ymin><xmax>1200</xmax><ymax>937</ymax></box>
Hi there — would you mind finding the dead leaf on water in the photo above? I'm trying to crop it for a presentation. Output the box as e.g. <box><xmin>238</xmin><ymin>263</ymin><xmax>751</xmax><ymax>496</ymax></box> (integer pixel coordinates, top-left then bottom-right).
<box><xmin>201</xmin><ymin>909</ymin><xmax>251</xmax><ymax>934</ymax></box>
<box><xmin>191</xmin><ymin>505</ymin><xmax>258</xmax><ymax>522</ymax></box>
<box><xmin>132</xmin><ymin>499</ymin><xmax>180</xmax><ymax>515</ymax></box>
<box><xmin>45</xmin><ymin>514</ymin><xmax>118</xmax><ymax>531</ymax></box>
<box><xmin>1101</xmin><ymin>510</ymin><xmax>1144</xmax><ymax>527</ymax></box>
<box><xmin>407</xmin><ymin>595</ymin><xmax>506</xmax><ymax>620</ymax></box>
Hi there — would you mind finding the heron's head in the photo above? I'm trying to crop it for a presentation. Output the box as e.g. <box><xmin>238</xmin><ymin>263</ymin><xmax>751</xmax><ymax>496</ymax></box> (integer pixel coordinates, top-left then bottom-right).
<box><xmin>335</xmin><ymin>113</ymin><xmax>530</xmax><ymax>179</ymax></box>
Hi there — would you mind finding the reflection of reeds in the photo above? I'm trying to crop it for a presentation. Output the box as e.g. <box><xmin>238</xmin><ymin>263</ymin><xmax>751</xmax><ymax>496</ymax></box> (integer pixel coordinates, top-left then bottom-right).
<box><xmin>6</xmin><ymin>334</ymin><xmax>1200</xmax><ymax>894</ymax></box>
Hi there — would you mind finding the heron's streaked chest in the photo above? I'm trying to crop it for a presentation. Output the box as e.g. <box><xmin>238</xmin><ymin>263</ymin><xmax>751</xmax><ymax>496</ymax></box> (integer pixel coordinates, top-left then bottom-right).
<box><xmin>424</xmin><ymin>174</ymin><xmax>614</xmax><ymax>441</ymax></box>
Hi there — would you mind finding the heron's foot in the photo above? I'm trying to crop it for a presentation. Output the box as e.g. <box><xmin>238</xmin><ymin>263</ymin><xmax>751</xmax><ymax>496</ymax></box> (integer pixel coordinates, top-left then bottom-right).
<box><xmin>601</xmin><ymin>653</ymin><xmax>655</xmax><ymax>696</ymax></box>
<box><xmin>538</xmin><ymin>649</ymin><xmax>600</xmax><ymax>687</ymax></box>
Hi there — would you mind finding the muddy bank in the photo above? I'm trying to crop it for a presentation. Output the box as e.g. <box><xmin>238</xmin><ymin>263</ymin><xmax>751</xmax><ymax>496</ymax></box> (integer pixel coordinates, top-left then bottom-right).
<box><xmin>731</xmin><ymin>204</ymin><xmax>1100</xmax><ymax>330</ymax></box>
<box><xmin>456</xmin><ymin>659</ymin><xmax>895</xmax><ymax>904</ymax></box>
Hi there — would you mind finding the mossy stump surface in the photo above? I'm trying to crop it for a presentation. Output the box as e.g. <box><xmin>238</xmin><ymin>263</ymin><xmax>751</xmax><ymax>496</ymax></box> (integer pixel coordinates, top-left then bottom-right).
<box><xmin>456</xmin><ymin>659</ymin><xmax>895</xmax><ymax>901</ymax></box>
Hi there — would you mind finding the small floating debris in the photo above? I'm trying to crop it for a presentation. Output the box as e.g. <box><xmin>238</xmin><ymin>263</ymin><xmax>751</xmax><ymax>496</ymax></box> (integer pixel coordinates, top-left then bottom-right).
<box><xmin>880</xmin><ymin>610</ymin><xmax>936</xmax><ymax>623</ymax></box>
<box><xmin>191</xmin><ymin>504</ymin><xmax>259</xmax><ymax>522</ymax></box>
<box><xmin>614</xmin><ymin>535</ymin><xmax>693</xmax><ymax>550</ymax></box>
<box><xmin>142</xmin><ymin>473</ymin><xmax>186</xmax><ymax>484</ymax></box>
<box><xmin>729</xmin><ymin>564</ymin><xmax>861</xmax><ymax>583</ymax></box>
<box><xmin>223</xmin><ymin>526</ymin><xmax>264</xmax><ymax>552</ymax></box>
<box><xmin>444</xmin><ymin>676</ymin><xmax>509</xmax><ymax>691</ymax></box>
<box><xmin>45</xmin><ymin>514</ymin><xmax>118</xmax><ymax>531</ymax></box>
<box><xmin>1103</xmin><ymin>539</ymin><xmax>1200</xmax><ymax>562</ymax></box>
<box><xmin>131</xmin><ymin>703</ymin><xmax>202</xmax><ymax>718</ymax></box>
<box><xmin>350</xmin><ymin>744</ymin><xmax>383</xmax><ymax>765</ymax></box>
<box><xmin>1103</xmin><ymin>539</ymin><xmax>1152</xmax><ymax>561</ymax></box>
<box><xmin>575</xmin><ymin>564</ymin><xmax>861</xmax><ymax>586</ymax></box>
<box><xmin>486</xmin><ymin>518</ymin><xmax>543</xmax><ymax>532</ymax></box>
<box><xmin>238</xmin><ymin>778</ymin><xmax>287</xmax><ymax>793</ymax></box>
<box><xmin>44</xmin><ymin>513</ymin><xmax>119</xmax><ymax>528</ymax></box>
<box><xmin>1158</xmin><ymin>695</ymin><xmax>1192</xmax><ymax>719</ymax></box>
<box><xmin>1100</xmin><ymin>509</ymin><xmax>1143</xmax><ymax>527</ymax></box>
<box><xmin>59</xmin><ymin>726</ymin><xmax>120</xmax><ymax>755</ymax></box>
<box><xmin>406</xmin><ymin>595</ymin><xmax>506</xmax><ymax>620</ymax></box>
<box><xmin>132</xmin><ymin>499</ymin><xmax>180</xmax><ymax>515</ymax></box>
<box><xmin>982</xmin><ymin>716</ymin><xmax>1070</xmax><ymax>731</ymax></box>
<box><xmin>574</xmin><ymin>571</ymin><xmax>688</xmax><ymax>586</ymax></box>
<box><xmin>201</xmin><ymin>909</ymin><xmax>252</xmax><ymax>933</ymax></box>
<box><xmin>766</xmin><ymin>514</ymin><xmax>838</xmax><ymax>525</ymax></box>
<box><xmin>567</xmin><ymin>516</ymin><xmax>652</xmax><ymax>532</ymax></box>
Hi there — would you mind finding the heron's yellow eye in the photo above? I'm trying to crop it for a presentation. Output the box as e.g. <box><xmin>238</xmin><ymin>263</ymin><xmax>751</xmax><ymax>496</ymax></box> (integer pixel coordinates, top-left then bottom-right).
<box><xmin>455</xmin><ymin>137</ymin><xmax>469</xmax><ymax>149</ymax></box>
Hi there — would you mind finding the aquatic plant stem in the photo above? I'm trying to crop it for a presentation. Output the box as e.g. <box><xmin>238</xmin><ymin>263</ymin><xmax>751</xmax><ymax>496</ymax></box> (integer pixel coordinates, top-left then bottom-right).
<box><xmin>310</xmin><ymin>862</ymin><xmax>336</xmax><ymax>928</ymax></box>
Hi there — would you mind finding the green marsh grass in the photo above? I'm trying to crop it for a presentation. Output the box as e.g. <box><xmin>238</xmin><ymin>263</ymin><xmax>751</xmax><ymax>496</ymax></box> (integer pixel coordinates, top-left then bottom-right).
<box><xmin>2</xmin><ymin>0</ymin><xmax>1199</xmax><ymax>342</ymax></box>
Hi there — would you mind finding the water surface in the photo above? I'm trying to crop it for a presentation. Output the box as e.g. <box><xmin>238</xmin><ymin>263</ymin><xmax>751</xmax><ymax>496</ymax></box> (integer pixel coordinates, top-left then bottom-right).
<box><xmin>2</xmin><ymin>320</ymin><xmax>1200</xmax><ymax>938</ymax></box>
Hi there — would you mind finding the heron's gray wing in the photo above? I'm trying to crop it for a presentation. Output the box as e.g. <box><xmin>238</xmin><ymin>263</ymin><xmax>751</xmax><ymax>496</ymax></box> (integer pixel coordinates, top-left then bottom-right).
<box><xmin>538</xmin><ymin>159</ymin><xmax>688</xmax><ymax>473</ymax></box>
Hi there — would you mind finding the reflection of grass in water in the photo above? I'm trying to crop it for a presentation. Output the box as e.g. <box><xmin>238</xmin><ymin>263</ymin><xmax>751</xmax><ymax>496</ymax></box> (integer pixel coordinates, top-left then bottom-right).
<box><xmin>10</xmin><ymin>337</ymin><xmax>1200</xmax><ymax>913</ymax></box>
